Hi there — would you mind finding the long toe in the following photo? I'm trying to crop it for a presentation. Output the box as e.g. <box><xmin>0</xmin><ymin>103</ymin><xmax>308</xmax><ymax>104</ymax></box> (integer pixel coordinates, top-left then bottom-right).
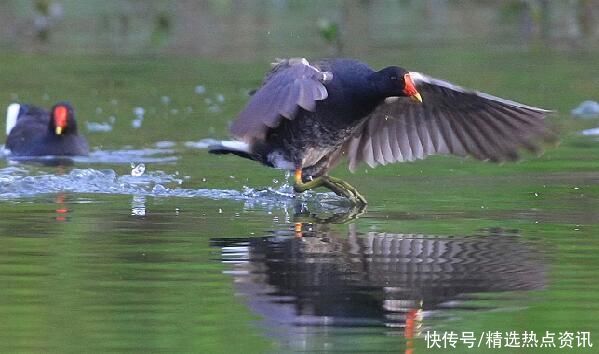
<box><xmin>321</xmin><ymin>176</ymin><xmax>367</xmax><ymax>205</ymax></box>
<box><xmin>324</xmin><ymin>176</ymin><xmax>368</xmax><ymax>205</ymax></box>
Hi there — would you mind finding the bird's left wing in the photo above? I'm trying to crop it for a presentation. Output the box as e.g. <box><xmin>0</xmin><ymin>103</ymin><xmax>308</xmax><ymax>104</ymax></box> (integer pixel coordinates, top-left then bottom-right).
<box><xmin>230</xmin><ymin>58</ymin><xmax>332</xmax><ymax>142</ymax></box>
<box><xmin>344</xmin><ymin>72</ymin><xmax>555</xmax><ymax>171</ymax></box>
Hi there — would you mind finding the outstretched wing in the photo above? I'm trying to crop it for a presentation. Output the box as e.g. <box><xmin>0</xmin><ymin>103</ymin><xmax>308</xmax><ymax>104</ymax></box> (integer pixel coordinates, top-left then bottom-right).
<box><xmin>344</xmin><ymin>72</ymin><xmax>555</xmax><ymax>171</ymax></box>
<box><xmin>230</xmin><ymin>58</ymin><xmax>332</xmax><ymax>142</ymax></box>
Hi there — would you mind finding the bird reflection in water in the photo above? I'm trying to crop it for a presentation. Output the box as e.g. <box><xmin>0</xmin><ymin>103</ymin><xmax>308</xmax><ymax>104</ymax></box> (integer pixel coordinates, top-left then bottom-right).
<box><xmin>54</xmin><ymin>192</ymin><xmax>69</xmax><ymax>222</ymax></box>
<box><xmin>53</xmin><ymin>166</ymin><xmax>70</xmax><ymax>222</ymax></box>
<box><xmin>212</xmin><ymin>215</ymin><xmax>545</xmax><ymax>352</ymax></box>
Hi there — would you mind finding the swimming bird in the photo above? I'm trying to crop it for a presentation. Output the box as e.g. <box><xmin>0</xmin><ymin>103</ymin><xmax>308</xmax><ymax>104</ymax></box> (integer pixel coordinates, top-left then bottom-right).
<box><xmin>206</xmin><ymin>58</ymin><xmax>554</xmax><ymax>205</ymax></box>
<box><xmin>5</xmin><ymin>102</ymin><xmax>89</xmax><ymax>156</ymax></box>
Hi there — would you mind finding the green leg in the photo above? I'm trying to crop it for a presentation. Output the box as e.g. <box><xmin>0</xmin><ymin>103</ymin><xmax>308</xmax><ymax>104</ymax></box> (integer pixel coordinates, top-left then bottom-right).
<box><xmin>293</xmin><ymin>169</ymin><xmax>367</xmax><ymax>205</ymax></box>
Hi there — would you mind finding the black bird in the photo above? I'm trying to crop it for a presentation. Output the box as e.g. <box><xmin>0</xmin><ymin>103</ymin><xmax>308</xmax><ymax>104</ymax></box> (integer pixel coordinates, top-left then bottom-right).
<box><xmin>207</xmin><ymin>58</ymin><xmax>554</xmax><ymax>204</ymax></box>
<box><xmin>5</xmin><ymin>102</ymin><xmax>89</xmax><ymax>156</ymax></box>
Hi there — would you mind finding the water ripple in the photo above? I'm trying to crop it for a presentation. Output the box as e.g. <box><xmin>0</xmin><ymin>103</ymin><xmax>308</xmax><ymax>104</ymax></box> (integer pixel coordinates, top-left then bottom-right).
<box><xmin>1</xmin><ymin>147</ymin><xmax>178</xmax><ymax>165</ymax></box>
<box><xmin>78</xmin><ymin>148</ymin><xmax>179</xmax><ymax>164</ymax></box>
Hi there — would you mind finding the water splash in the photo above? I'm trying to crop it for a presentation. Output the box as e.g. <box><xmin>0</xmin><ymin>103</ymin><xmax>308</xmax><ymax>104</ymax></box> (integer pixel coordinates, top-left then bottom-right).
<box><xmin>132</xmin><ymin>106</ymin><xmax>145</xmax><ymax>128</ymax></box>
<box><xmin>194</xmin><ymin>85</ymin><xmax>206</xmax><ymax>95</ymax></box>
<box><xmin>130</xmin><ymin>162</ymin><xmax>146</xmax><ymax>176</ymax></box>
<box><xmin>0</xmin><ymin>167</ymin><xmax>349</xmax><ymax>210</ymax></box>
<box><xmin>0</xmin><ymin>168</ymin><xmax>181</xmax><ymax>199</ymax></box>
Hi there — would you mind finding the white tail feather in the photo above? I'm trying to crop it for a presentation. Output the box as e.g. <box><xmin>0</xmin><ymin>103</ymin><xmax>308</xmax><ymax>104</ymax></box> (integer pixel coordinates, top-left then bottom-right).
<box><xmin>220</xmin><ymin>140</ymin><xmax>250</xmax><ymax>153</ymax></box>
<box><xmin>195</xmin><ymin>139</ymin><xmax>250</xmax><ymax>153</ymax></box>
<box><xmin>6</xmin><ymin>103</ymin><xmax>20</xmax><ymax>135</ymax></box>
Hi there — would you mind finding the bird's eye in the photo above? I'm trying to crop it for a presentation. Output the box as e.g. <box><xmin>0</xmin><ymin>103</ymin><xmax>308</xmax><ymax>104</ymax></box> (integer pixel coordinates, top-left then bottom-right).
<box><xmin>390</xmin><ymin>76</ymin><xmax>397</xmax><ymax>81</ymax></box>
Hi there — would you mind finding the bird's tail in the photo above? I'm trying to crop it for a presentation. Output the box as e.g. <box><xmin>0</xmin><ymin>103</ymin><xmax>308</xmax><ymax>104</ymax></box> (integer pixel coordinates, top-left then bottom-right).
<box><xmin>196</xmin><ymin>139</ymin><xmax>254</xmax><ymax>161</ymax></box>
<box><xmin>6</xmin><ymin>103</ymin><xmax>20</xmax><ymax>136</ymax></box>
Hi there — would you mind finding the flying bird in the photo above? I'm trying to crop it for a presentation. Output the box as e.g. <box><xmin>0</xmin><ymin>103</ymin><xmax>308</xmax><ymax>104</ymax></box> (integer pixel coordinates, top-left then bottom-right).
<box><xmin>206</xmin><ymin>58</ymin><xmax>554</xmax><ymax>205</ymax></box>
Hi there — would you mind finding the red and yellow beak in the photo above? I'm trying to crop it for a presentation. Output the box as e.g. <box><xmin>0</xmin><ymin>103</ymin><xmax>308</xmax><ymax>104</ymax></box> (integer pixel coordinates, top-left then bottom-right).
<box><xmin>403</xmin><ymin>73</ymin><xmax>423</xmax><ymax>103</ymax></box>
<box><xmin>53</xmin><ymin>106</ymin><xmax>68</xmax><ymax>135</ymax></box>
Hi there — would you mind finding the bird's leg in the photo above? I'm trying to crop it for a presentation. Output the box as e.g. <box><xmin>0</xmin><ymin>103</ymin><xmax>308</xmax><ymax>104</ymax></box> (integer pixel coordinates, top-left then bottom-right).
<box><xmin>293</xmin><ymin>168</ymin><xmax>368</xmax><ymax>205</ymax></box>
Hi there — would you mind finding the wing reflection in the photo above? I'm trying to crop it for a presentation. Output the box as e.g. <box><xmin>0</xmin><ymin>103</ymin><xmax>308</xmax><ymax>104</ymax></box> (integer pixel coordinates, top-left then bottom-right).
<box><xmin>211</xmin><ymin>225</ymin><xmax>545</xmax><ymax>341</ymax></box>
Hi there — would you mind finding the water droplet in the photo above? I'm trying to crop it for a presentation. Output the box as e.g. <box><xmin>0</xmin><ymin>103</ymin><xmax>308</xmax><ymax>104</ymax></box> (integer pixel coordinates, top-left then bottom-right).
<box><xmin>86</xmin><ymin>122</ymin><xmax>113</xmax><ymax>133</ymax></box>
<box><xmin>133</xmin><ymin>107</ymin><xmax>145</xmax><ymax>117</ymax></box>
<box><xmin>131</xmin><ymin>163</ymin><xmax>146</xmax><ymax>177</ymax></box>
<box><xmin>216</xmin><ymin>94</ymin><xmax>225</xmax><ymax>103</ymax></box>
<box><xmin>218</xmin><ymin>208</ymin><xmax>223</xmax><ymax>214</ymax></box>
<box><xmin>208</xmin><ymin>105</ymin><xmax>221</xmax><ymax>113</ymax></box>
<box><xmin>194</xmin><ymin>85</ymin><xmax>206</xmax><ymax>94</ymax></box>
<box><xmin>132</xmin><ymin>117</ymin><xmax>143</xmax><ymax>128</ymax></box>
<box><xmin>161</xmin><ymin>96</ymin><xmax>170</xmax><ymax>105</ymax></box>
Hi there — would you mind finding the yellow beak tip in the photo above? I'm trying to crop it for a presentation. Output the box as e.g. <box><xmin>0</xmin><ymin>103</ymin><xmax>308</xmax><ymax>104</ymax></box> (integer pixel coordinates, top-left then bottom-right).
<box><xmin>411</xmin><ymin>93</ymin><xmax>423</xmax><ymax>103</ymax></box>
<box><xmin>55</xmin><ymin>127</ymin><xmax>63</xmax><ymax>135</ymax></box>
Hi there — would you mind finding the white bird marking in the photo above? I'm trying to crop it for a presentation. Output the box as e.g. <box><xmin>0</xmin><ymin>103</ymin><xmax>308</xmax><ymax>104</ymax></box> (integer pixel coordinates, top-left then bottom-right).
<box><xmin>6</xmin><ymin>103</ymin><xmax>20</xmax><ymax>135</ymax></box>
<box><xmin>220</xmin><ymin>140</ymin><xmax>250</xmax><ymax>153</ymax></box>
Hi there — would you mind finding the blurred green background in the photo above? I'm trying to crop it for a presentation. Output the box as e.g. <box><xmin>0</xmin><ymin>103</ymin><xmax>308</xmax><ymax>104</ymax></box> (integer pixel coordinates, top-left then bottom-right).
<box><xmin>1</xmin><ymin>0</ymin><xmax>599</xmax><ymax>58</ymax></box>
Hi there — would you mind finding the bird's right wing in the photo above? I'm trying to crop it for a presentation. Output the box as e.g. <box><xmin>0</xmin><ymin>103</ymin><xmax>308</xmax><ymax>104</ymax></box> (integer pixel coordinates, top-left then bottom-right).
<box><xmin>230</xmin><ymin>58</ymin><xmax>332</xmax><ymax>142</ymax></box>
<box><xmin>344</xmin><ymin>72</ymin><xmax>556</xmax><ymax>171</ymax></box>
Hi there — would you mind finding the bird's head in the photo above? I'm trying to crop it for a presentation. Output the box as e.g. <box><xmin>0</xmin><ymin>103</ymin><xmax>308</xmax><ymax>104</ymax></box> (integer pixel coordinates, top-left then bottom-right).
<box><xmin>373</xmin><ymin>66</ymin><xmax>422</xmax><ymax>103</ymax></box>
<box><xmin>50</xmin><ymin>102</ymin><xmax>76</xmax><ymax>136</ymax></box>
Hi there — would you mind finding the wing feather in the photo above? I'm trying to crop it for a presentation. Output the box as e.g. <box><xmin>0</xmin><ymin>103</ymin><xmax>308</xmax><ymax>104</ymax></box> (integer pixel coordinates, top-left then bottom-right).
<box><xmin>230</xmin><ymin>58</ymin><xmax>331</xmax><ymax>141</ymax></box>
<box><xmin>345</xmin><ymin>72</ymin><xmax>554</xmax><ymax>170</ymax></box>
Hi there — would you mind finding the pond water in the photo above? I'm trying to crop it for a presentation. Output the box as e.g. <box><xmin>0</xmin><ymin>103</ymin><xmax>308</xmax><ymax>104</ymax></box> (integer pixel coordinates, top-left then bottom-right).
<box><xmin>0</xmin><ymin>50</ymin><xmax>598</xmax><ymax>353</ymax></box>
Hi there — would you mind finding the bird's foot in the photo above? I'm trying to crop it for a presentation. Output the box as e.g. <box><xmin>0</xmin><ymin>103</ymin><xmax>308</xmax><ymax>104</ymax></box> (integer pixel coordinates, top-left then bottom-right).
<box><xmin>293</xmin><ymin>174</ymin><xmax>367</xmax><ymax>206</ymax></box>
<box><xmin>321</xmin><ymin>176</ymin><xmax>368</xmax><ymax>205</ymax></box>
